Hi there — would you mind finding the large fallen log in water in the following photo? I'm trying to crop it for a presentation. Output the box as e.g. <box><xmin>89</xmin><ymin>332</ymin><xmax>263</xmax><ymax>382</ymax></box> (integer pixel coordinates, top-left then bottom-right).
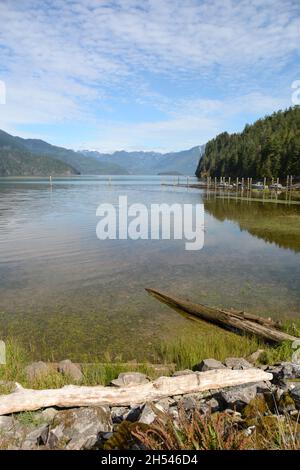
<box><xmin>0</xmin><ymin>369</ymin><xmax>272</xmax><ymax>415</ymax></box>
<box><xmin>146</xmin><ymin>288</ymin><xmax>298</xmax><ymax>343</ymax></box>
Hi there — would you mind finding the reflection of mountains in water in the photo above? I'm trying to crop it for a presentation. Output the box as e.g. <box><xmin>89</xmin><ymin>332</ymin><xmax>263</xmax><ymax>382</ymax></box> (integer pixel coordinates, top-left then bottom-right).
<box><xmin>204</xmin><ymin>196</ymin><xmax>300</xmax><ymax>253</ymax></box>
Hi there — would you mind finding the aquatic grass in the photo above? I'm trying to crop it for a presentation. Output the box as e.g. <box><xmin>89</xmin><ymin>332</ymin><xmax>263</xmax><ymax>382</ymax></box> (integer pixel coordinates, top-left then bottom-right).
<box><xmin>81</xmin><ymin>362</ymin><xmax>157</xmax><ymax>386</ymax></box>
<box><xmin>157</xmin><ymin>331</ymin><xmax>265</xmax><ymax>370</ymax></box>
<box><xmin>0</xmin><ymin>338</ymin><xmax>162</xmax><ymax>391</ymax></box>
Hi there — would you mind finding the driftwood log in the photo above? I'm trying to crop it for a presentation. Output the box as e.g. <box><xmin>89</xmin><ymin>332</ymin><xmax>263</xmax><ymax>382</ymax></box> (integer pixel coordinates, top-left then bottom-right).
<box><xmin>146</xmin><ymin>288</ymin><xmax>298</xmax><ymax>343</ymax></box>
<box><xmin>0</xmin><ymin>369</ymin><xmax>272</xmax><ymax>415</ymax></box>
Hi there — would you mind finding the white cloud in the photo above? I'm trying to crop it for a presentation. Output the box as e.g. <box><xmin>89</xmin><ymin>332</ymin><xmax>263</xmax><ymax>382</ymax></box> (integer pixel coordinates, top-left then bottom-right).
<box><xmin>79</xmin><ymin>91</ymin><xmax>290</xmax><ymax>152</ymax></box>
<box><xmin>0</xmin><ymin>0</ymin><xmax>298</xmax><ymax>148</ymax></box>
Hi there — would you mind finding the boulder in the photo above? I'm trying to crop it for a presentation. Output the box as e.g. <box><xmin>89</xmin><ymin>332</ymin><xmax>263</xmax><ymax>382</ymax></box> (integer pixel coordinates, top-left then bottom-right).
<box><xmin>224</xmin><ymin>357</ymin><xmax>253</xmax><ymax>370</ymax></box>
<box><xmin>58</xmin><ymin>360</ymin><xmax>83</xmax><ymax>383</ymax></box>
<box><xmin>278</xmin><ymin>391</ymin><xmax>296</xmax><ymax>414</ymax></box>
<box><xmin>217</xmin><ymin>385</ymin><xmax>257</xmax><ymax>411</ymax></box>
<box><xmin>178</xmin><ymin>395</ymin><xmax>197</xmax><ymax>412</ymax></box>
<box><xmin>125</xmin><ymin>406</ymin><xmax>143</xmax><ymax>422</ymax></box>
<box><xmin>266</xmin><ymin>362</ymin><xmax>300</xmax><ymax>387</ymax></box>
<box><xmin>193</xmin><ymin>358</ymin><xmax>226</xmax><ymax>372</ymax></box>
<box><xmin>21</xmin><ymin>424</ymin><xmax>49</xmax><ymax>450</ymax></box>
<box><xmin>0</xmin><ymin>416</ymin><xmax>15</xmax><ymax>432</ymax></box>
<box><xmin>198</xmin><ymin>398</ymin><xmax>219</xmax><ymax>415</ymax></box>
<box><xmin>48</xmin><ymin>407</ymin><xmax>112</xmax><ymax>450</ymax></box>
<box><xmin>111</xmin><ymin>405</ymin><xmax>142</xmax><ymax>423</ymax></box>
<box><xmin>290</xmin><ymin>385</ymin><xmax>300</xmax><ymax>409</ymax></box>
<box><xmin>246</xmin><ymin>349</ymin><xmax>266</xmax><ymax>364</ymax></box>
<box><xmin>24</xmin><ymin>362</ymin><xmax>53</xmax><ymax>382</ymax></box>
<box><xmin>38</xmin><ymin>408</ymin><xmax>58</xmax><ymax>423</ymax></box>
<box><xmin>111</xmin><ymin>406</ymin><xmax>130</xmax><ymax>424</ymax></box>
<box><xmin>111</xmin><ymin>372</ymin><xmax>149</xmax><ymax>387</ymax></box>
<box><xmin>139</xmin><ymin>403</ymin><xmax>165</xmax><ymax>425</ymax></box>
<box><xmin>156</xmin><ymin>397</ymin><xmax>175</xmax><ymax>410</ymax></box>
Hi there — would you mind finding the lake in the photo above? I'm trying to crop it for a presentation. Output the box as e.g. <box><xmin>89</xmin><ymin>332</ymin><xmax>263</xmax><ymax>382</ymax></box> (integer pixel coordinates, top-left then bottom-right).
<box><xmin>0</xmin><ymin>176</ymin><xmax>299</xmax><ymax>361</ymax></box>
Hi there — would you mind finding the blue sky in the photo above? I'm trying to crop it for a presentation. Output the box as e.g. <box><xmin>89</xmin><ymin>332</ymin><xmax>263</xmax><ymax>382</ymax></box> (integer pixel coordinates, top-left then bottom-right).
<box><xmin>0</xmin><ymin>0</ymin><xmax>299</xmax><ymax>152</ymax></box>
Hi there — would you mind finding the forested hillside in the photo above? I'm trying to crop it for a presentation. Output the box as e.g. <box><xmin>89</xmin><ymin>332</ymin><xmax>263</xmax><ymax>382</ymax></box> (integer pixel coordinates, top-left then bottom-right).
<box><xmin>19</xmin><ymin>138</ymin><xmax>128</xmax><ymax>175</ymax></box>
<box><xmin>196</xmin><ymin>107</ymin><xmax>300</xmax><ymax>179</ymax></box>
<box><xmin>0</xmin><ymin>130</ymin><xmax>78</xmax><ymax>176</ymax></box>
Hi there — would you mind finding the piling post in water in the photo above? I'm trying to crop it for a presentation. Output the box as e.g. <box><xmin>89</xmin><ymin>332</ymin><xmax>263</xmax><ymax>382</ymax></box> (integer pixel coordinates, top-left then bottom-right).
<box><xmin>49</xmin><ymin>175</ymin><xmax>52</xmax><ymax>186</ymax></box>
<box><xmin>263</xmin><ymin>177</ymin><xmax>266</xmax><ymax>189</ymax></box>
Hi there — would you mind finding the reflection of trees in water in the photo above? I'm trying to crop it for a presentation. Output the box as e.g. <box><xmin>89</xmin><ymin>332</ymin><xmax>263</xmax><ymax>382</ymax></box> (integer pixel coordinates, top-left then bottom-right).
<box><xmin>204</xmin><ymin>196</ymin><xmax>300</xmax><ymax>253</ymax></box>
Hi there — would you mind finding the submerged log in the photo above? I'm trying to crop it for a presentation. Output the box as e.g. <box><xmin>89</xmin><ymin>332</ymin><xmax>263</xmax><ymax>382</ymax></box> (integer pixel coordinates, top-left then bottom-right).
<box><xmin>146</xmin><ymin>288</ymin><xmax>298</xmax><ymax>344</ymax></box>
<box><xmin>0</xmin><ymin>369</ymin><xmax>272</xmax><ymax>415</ymax></box>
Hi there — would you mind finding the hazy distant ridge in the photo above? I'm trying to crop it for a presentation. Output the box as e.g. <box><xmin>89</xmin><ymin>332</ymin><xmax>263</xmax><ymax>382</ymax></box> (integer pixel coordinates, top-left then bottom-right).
<box><xmin>0</xmin><ymin>127</ymin><xmax>204</xmax><ymax>176</ymax></box>
<box><xmin>81</xmin><ymin>145</ymin><xmax>204</xmax><ymax>175</ymax></box>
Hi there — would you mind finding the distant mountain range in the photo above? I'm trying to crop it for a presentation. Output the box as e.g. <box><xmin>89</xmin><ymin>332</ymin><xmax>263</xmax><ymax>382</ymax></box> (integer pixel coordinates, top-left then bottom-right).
<box><xmin>81</xmin><ymin>146</ymin><xmax>204</xmax><ymax>175</ymax></box>
<box><xmin>0</xmin><ymin>128</ymin><xmax>204</xmax><ymax>176</ymax></box>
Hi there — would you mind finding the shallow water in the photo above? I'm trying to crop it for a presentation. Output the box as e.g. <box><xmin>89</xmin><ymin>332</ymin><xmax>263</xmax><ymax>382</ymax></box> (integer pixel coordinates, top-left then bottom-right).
<box><xmin>0</xmin><ymin>176</ymin><xmax>299</xmax><ymax>360</ymax></box>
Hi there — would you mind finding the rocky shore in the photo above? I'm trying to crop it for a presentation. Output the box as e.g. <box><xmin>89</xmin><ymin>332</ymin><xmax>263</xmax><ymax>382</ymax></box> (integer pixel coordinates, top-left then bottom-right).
<box><xmin>0</xmin><ymin>356</ymin><xmax>300</xmax><ymax>450</ymax></box>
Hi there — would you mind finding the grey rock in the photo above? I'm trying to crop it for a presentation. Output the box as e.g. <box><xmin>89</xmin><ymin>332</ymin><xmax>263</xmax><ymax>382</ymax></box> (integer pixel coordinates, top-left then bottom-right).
<box><xmin>58</xmin><ymin>360</ymin><xmax>83</xmax><ymax>383</ymax></box>
<box><xmin>291</xmin><ymin>363</ymin><xmax>300</xmax><ymax>378</ymax></box>
<box><xmin>198</xmin><ymin>398</ymin><xmax>219</xmax><ymax>415</ymax></box>
<box><xmin>218</xmin><ymin>385</ymin><xmax>257</xmax><ymax>411</ymax></box>
<box><xmin>265</xmin><ymin>365</ymin><xmax>286</xmax><ymax>387</ymax></box>
<box><xmin>266</xmin><ymin>362</ymin><xmax>300</xmax><ymax>387</ymax></box>
<box><xmin>111</xmin><ymin>404</ymin><xmax>142</xmax><ymax>423</ymax></box>
<box><xmin>287</xmin><ymin>381</ymin><xmax>300</xmax><ymax>391</ymax></box>
<box><xmin>125</xmin><ymin>405</ymin><xmax>142</xmax><ymax>422</ymax></box>
<box><xmin>156</xmin><ymin>397</ymin><xmax>175</xmax><ymax>410</ymax></box>
<box><xmin>0</xmin><ymin>416</ymin><xmax>15</xmax><ymax>432</ymax></box>
<box><xmin>255</xmin><ymin>381</ymin><xmax>273</xmax><ymax>394</ymax></box>
<box><xmin>178</xmin><ymin>395</ymin><xmax>197</xmax><ymax>412</ymax></box>
<box><xmin>111</xmin><ymin>372</ymin><xmax>149</xmax><ymax>387</ymax></box>
<box><xmin>38</xmin><ymin>408</ymin><xmax>58</xmax><ymax>423</ymax></box>
<box><xmin>194</xmin><ymin>358</ymin><xmax>226</xmax><ymax>372</ymax></box>
<box><xmin>205</xmin><ymin>398</ymin><xmax>219</xmax><ymax>413</ymax></box>
<box><xmin>290</xmin><ymin>385</ymin><xmax>300</xmax><ymax>409</ymax></box>
<box><xmin>246</xmin><ymin>349</ymin><xmax>266</xmax><ymax>364</ymax></box>
<box><xmin>24</xmin><ymin>361</ymin><xmax>53</xmax><ymax>382</ymax></box>
<box><xmin>21</xmin><ymin>424</ymin><xmax>49</xmax><ymax>450</ymax></box>
<box><xmin>172</xmin><ymin>369</ymin><xmax>194</xmax><ymax>377</ymax></box>
<box><xmin>169</xmin><ymin>406</ymin><xmax>179</xmax><ymax>420</ymax></box>
<box><xmin>48</xmin><ymin>406</ymin><xmax>112</xmax><ymax>450</ymax></box>
<box><xmin>111</xmin><ymin>406</ymin><xmax>130</xmax><ymax>423</ymax></box>
<box><xmin>224</xmin><ymin>357</ymin><xmax>253</xmax><ymax>370</ymax></box>
<box><xmin>139</xmin><ymin>403</ymin><xmax>164</xmax><ymax>425</ymax></box>
<box><xmin>280</xmin><ymin>362</ymin><xmax>295</xmax><ymax>379</ymax></box>
<box><xmin>278</xmin><ymin>392</ymin><xmax>296</xmax><ymax>414</ymax></box>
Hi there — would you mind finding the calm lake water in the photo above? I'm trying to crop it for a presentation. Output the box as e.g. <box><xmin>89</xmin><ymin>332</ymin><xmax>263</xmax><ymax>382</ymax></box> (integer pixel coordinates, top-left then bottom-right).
<box><xmin>0</xmin><ymin>176</ymin><xmax>299</xmax><ymax>360</ymax></box>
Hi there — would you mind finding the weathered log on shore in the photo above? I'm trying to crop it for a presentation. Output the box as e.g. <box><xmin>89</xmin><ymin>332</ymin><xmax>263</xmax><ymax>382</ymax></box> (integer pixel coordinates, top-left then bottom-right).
<box><xmin>0</xmin><ymin>369</ymin><xmax>272</xmax><ymax>415</ymax></box>
<box><xmin>146</xmin><ymin>288</ymin><xmax>298</xmax><ymax>343</ymax></box>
